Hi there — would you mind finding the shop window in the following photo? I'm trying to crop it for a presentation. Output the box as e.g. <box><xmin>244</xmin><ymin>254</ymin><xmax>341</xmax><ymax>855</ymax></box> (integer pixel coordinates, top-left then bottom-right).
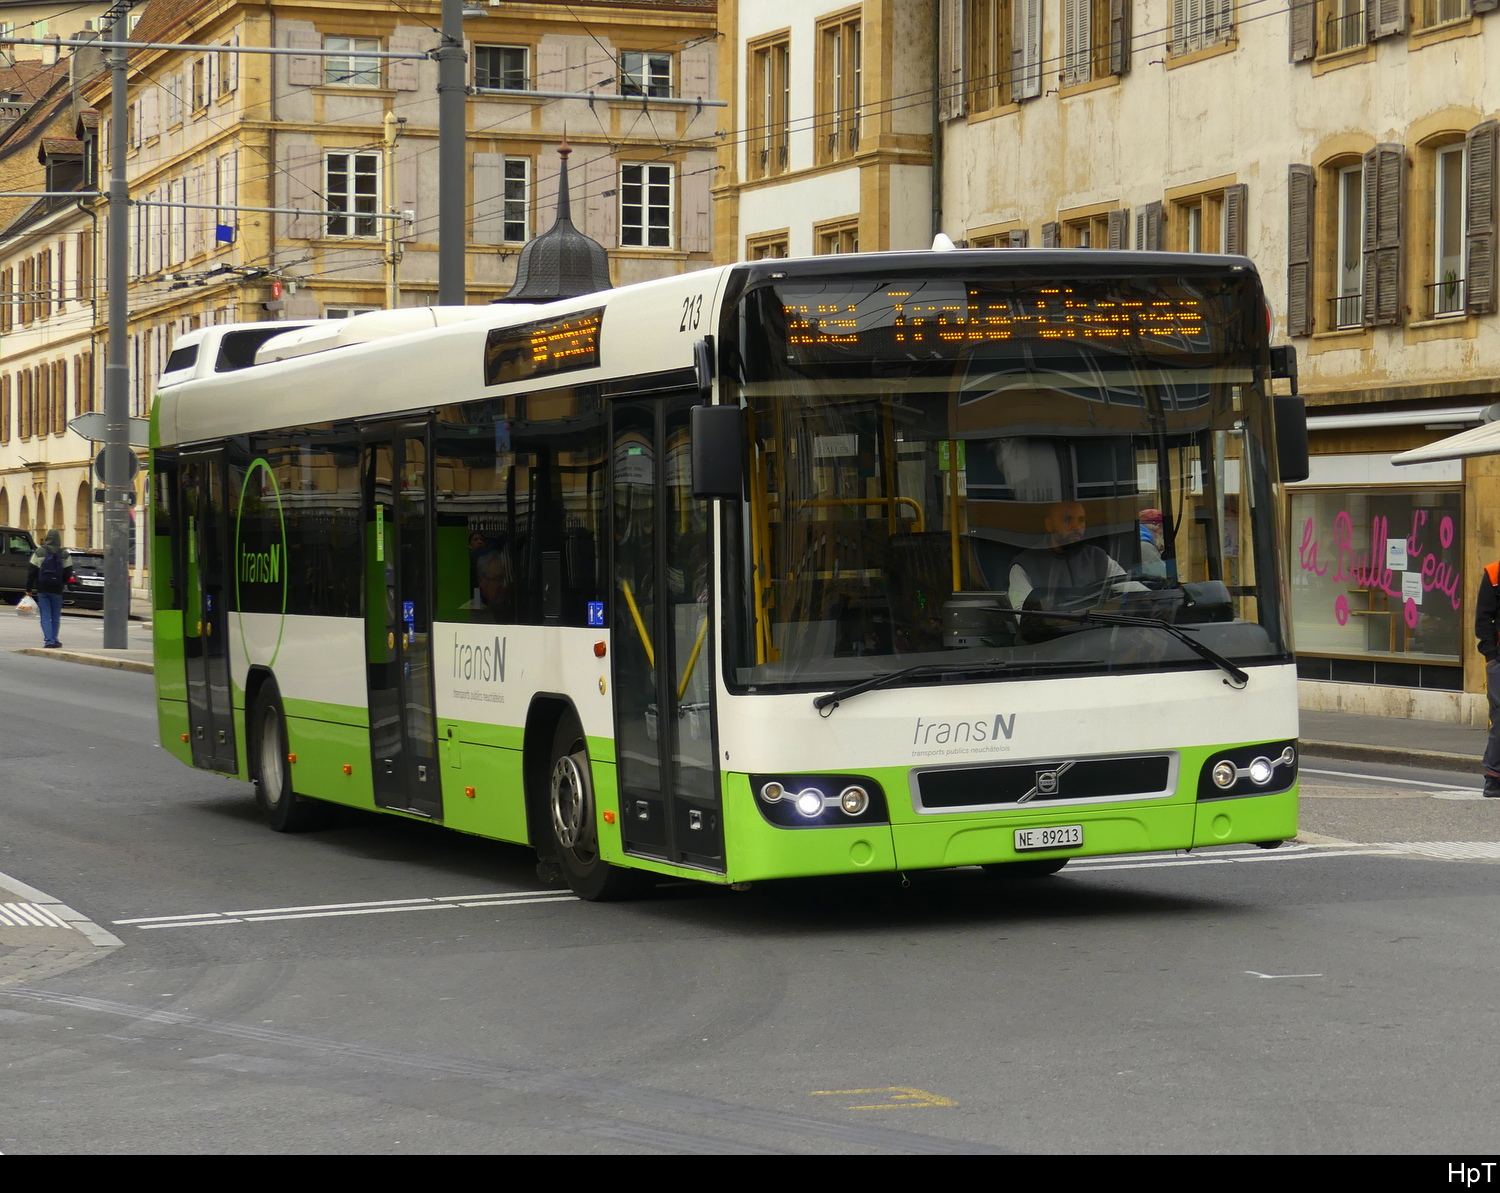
<box><xmin>1290</xmin><ymin>488</ymin><xmax>1463</xmax><ymax>667</ymax></box>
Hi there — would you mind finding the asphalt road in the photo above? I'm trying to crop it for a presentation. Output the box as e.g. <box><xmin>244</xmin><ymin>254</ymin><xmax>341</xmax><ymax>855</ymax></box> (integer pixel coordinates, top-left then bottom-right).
<box><xmin>2</xmin><ymin>639</ymin><xmax>1498</xmax><ymax>1156</ymax></box>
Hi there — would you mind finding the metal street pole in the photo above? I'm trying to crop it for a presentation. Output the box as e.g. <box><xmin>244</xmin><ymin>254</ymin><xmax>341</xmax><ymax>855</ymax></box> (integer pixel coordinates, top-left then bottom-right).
<box><xmin>436</xmin><ymin>0</ymin><xmax>465</xmax><ymax>305</ymax></box>
<box><xmin>102</xmin><ymin>13</ymin><xmax>130</xmax><ymax>649</ymax></box>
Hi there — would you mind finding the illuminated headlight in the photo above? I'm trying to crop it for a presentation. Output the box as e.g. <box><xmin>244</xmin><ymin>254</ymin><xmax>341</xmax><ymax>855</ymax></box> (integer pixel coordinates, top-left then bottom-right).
<box><xmin>1247</xmin><ymin>757</ymin><xmax>1275</xmax><ymax>786</ymax></box>
<box><xmin>760</xmin><ymin>781</ymin><xmax>785</xmax><ymax>803</ymax></box>
<box><xmin>1212</xmin><ymin>760</ymin><xmax>1237</xmax><ymax>789</ymax></box>
<box><xmin>839</xmin><ymin>785</ymin><xmax>870</xmax><ymax>816</ymax></box>
<box><xmin>794</xmin><ymin>789</ymin><xmax>825</xmax><ymax>818</ymax></box>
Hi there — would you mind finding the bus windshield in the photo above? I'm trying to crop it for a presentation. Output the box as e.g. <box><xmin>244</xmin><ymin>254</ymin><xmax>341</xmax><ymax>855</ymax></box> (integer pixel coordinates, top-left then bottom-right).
<box><xmin>724</xmin><ymin>269</ymin><xmax>1289</xmax><ymax>692</ymax></box>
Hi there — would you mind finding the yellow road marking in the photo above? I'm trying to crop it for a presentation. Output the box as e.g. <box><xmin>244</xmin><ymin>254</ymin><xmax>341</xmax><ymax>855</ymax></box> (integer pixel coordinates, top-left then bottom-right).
<box><xmin>810</xmin><ymin>1086</ymin><xmax>957</xmax><ymax>1110</ymax></box>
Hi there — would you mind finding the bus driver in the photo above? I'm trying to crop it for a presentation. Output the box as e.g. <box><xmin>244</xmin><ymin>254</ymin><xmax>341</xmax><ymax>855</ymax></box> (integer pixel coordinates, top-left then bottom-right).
<box><xmin>1008</xmin><ymin>500</ymin><xmax>1145</xmax><ymax>612</ymax></box>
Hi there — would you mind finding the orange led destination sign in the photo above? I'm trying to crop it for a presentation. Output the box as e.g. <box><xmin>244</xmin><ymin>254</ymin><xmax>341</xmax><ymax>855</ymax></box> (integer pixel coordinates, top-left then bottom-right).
<box><xmin>484</xmin><ymin>307</ymin><xmax>604</xmax><ymax>386</ymax></box>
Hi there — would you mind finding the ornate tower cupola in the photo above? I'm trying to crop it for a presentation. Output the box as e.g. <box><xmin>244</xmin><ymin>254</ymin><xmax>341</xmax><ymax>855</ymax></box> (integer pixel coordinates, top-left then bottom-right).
<box><xmin>497</xmin><ymin>138</ymin><xmax>612</xmax><ymax>303</ymax></box>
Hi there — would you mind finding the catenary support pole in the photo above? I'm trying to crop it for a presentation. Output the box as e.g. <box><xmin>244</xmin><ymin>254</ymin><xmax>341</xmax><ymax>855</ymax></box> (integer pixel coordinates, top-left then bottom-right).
<box><xmin>436</xmin><ymin>0</ymin><xmax>465</xmax><ymax>305</ymax></box>
<box><xmin>102</xmin><ymin>14</ymin><xmax>130</xmax><ymax>649</ymax></box>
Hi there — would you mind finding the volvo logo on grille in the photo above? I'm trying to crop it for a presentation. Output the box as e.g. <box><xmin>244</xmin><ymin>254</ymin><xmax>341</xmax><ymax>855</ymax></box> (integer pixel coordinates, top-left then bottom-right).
<box><xmin>1019</xmin><ymin>760</ymin><xmax>1075</xmax><ymax>803</ymax></box>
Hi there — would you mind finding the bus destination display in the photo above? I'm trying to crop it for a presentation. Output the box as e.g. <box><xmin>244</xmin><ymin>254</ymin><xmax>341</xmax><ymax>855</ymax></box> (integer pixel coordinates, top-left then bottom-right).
<box><xmin>484</xmin><ymin>307</ymin><xmax>604</xmax><ymax>386</ymax></box>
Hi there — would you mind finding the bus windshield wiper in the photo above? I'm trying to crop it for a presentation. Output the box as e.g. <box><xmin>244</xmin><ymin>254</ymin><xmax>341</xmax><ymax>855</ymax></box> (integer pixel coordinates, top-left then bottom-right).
<box><xmin>1025</xmin><ymin>609</ymin><xmax>1249</xmax><ymax>690</ymax></box>
<box><xmin>813</xmin><ymin>660</ymin><xmax>1012</xmax><ymax>715</ymax></box>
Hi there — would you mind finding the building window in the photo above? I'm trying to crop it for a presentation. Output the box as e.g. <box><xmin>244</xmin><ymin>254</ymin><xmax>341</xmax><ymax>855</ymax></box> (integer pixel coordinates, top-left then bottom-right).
<box><xmin>1065</xmin><ymin>212</ymin><xmax>1110</xmax><ymax>247</ymax></box>
<box><xmin>325</xmin><ymin>306</ymin><xmax>380</xmax><ymax>318</ymax></box>
<box><xmin>1169</xmin><ymin>0</ymin><xmax>1235</xmax><ymax>56</ymax></box>
<box><xmin>1172</xmin><ymin>184</ymin><xmax>1247</xmax><ymax>254</ymax></box>
<box><xmin>191</xmin><ymin>57</ymin><xmax>209</xmax><ymax>109</ymax></box>
<box><xmin>746</xmin><ymin>231</ymin><xmax>789</xmax><ymax>259</ymax></box>
<box><xmin>1334</xmin><ymin>162</ymin><xmax>1364</xmax><ymax>328</ymax></box>
<box><xmin>324</xmin><ymin>36</ymin><xmax>382</xmax><ymax>88</ymax></box>
<box><xmin>1323</xmin><ymin>0</ymin><xmax>1365</xmax><ymax>53</ymax></box>
<box><xmin>1416</xmin><ymin>0</ymin><xmax>1469</xmax><ymax>28</ymax></box>
<box><xmin>970</xmin><ymin>228</ymin><xmax>1029</xmax><ymax>247</ymax></box>
<box><xmin>815</xmin><ymin>217</ymin><xmax>859</xmax><ymax>254</ymax></box>
<box><xmin>967</xmin><ymin>0</ymin><xmax>1011</xmax><ymax>113</ymax></box>
<box><xmin>816</xmin><ymin>12</ymin><xmax>861</xmax><ymax>164</ymax></box>
<box><xmin>620</xmin><ymin>51</ymin><xmax>672</xmax><ymax>98</ymax></box>
<box><xmin>1062</xmin><ymin>0</ymin><xmax>1118</xmax><ymax>85</ymax></box>
<box><xmin>326</xmin><ymin>152</ymin><xmax>380</xmax><ymax>237</ymax></box>
<box><xmin>475</xmin><ymin>45</ymin><xmax>528</xmax><ymax>91</ymax></box>
<box><xmin>620</xmin><ymin>163</ymin><xmax>673</xmax><ymax>248</ymax></box>
<box><xmin>1290</xmin><ymin>486</ymin><xmax>1464</xmax><ymax>668</ymax></box>
<box><xmin>1433</xmin><ymin>143</ymin><xmax>1466</xmax><ymax>317</ymax></box>
<box><xmin>748</xmin><ymin>35</ymin><xmax>790</xmax><ymax>179</ymax></box>
<box><xmin>501</xmin><ymin>157</ymin><xmax>529</xmax><ymax>242</ymax></box>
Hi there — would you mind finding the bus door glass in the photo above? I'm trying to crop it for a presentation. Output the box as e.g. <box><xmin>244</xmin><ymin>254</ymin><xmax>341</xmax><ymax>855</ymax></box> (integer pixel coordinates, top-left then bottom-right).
<box><xmin>363</xmin><ymin>430</ymin><xmax>441</xmax><ymax>819</ymax></box>
<box><xmin>178</xmin><ymin>449</ymin><xmax>236</xmax><ymax>772</ymax></box>
<box><xmin>611</xmin><ymin>394</ymin><xmax>721</xmax><ymax>870</ymax></box>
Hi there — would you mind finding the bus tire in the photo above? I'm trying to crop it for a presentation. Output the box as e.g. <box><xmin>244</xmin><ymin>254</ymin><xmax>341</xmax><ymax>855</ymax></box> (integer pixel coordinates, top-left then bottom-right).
<box><xmin>983</xmin><ymin>858</ymin><xmax>1070</xmax><ymax>879</ymax></box>
<box><xmin>548</xmin><ymin>714</ymin><xmax>652</xmax><ymax>902</ymax></box>
<box><xmin>251</xmin><ymin>685</ymin><xmax>326</xmax><ymax>833</ymax></box>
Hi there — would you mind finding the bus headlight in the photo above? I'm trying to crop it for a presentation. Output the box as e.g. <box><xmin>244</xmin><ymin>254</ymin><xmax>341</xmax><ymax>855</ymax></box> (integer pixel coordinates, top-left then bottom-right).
<box><xmin>1198</xmin><ymin>741</ymin><xmax>1298</xmax><ymax>800</ymax></box>
<box><xmin>759</xmin><ymin>781</ymin><xmax>785</xmax><ymax>803</ymax></box>
<box><xmin>749</xmin><ymin>774</ymin><xmax>889</xmax><ymax>829</ymax></box>
<box><xmin>795</xmin><ymin>789</ymin><xmax>825</xmax><ymax>817</ymax></box>
<box><xmin>839</xmin><ymin>785</ymin><xmax>870</xmax><ymax>816</ymax></box>
<box><xmin>1212</xmin><ymin>761</ymin><xmax>1237</xmax><ymax>789</ymax></box>
<box><xmin>1247</xmin><ymin>757</ymin><xmax>1275</xmax><ymax>785</ymax></box>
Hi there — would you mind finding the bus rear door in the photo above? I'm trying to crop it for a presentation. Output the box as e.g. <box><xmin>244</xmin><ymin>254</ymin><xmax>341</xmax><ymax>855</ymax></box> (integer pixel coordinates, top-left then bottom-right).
<box><xmin>178</xmin><ymin>449</ymin><xmax>237</xmax><ymax>773</ymax></box>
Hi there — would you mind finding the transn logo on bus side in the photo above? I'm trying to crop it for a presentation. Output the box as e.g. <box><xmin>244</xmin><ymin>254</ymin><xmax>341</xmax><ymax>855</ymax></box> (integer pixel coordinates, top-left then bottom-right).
<box><xmin>454</xmin><ymin>636</ymin><xmax>506</xmax><ymax>683</ymax></box>
<box><xmin>240</xmin><ymin>543</ymin><xmax>281</xmax><ymax>584</ymax></box>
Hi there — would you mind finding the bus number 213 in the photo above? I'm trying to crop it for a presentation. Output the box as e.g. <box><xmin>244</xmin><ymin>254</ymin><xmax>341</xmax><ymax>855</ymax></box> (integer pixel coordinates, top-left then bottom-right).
<box><xmin>680</xmin><ymin>294</ymin><xmax>703</xmax><ymax>332</ymax></box>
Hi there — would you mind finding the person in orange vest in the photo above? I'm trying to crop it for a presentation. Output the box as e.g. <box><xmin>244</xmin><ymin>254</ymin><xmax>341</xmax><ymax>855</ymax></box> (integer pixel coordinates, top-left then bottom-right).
<box><xmin>1477</xmin><ymin>561</ymin><xmax>1500</xmax><ymax>796</ymax></box>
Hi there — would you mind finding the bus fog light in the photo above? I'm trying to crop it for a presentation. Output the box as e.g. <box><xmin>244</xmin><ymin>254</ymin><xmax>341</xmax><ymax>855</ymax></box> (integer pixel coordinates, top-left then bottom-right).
<box><xmin>839</xmin><ymin>785</ymin><xmax>869</xmax><ymax>816</ymax></box>
<box><xmin>1212</xmin><ymin>760</ymin><xmax>1237</xmax><ymax>789</ymax></box>
<box><xmin>1248</xmin><ymin>757</ymin><xmax>1274</xmax><ymax>785</ymax></box>
<box><xmin>760</xmin><ymin>781</ymin><xmax>785</xmax><ymax>803</ymax></box>
<box><xmin>794</xmin><ymin>789</ymin><xmax>824</xmax><ymax>817</ymax></box>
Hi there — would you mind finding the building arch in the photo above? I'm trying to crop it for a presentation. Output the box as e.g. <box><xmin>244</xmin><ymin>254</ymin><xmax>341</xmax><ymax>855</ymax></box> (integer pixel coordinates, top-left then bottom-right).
<box><xmin>0</xmin><ymin>487</ymin><xmax>8</xmax><ymax>525</ymax></box>
<box><xmin>75</xmin><ymin>482</ymin><xmax>90</xmax><ymax>548</ymax></box>
<box><xmin>18</xmin><ymin>495</ymin><xmax>28</xmax><ymax>533</ymax></box>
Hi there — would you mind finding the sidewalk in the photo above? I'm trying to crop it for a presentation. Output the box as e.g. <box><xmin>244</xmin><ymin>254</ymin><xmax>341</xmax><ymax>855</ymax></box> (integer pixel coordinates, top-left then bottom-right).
<box><xmin>0</xmin><ymin>602</ymin><xmax>154</xmax><ymax>675</ymax></box>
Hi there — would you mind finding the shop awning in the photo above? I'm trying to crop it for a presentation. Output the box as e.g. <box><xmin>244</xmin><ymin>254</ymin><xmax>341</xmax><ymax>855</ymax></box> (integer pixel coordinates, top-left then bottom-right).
<box><xmin>1392</xmin><ymin>418</ymin><xmax>1500</xmax><ymax>466</ymax></box>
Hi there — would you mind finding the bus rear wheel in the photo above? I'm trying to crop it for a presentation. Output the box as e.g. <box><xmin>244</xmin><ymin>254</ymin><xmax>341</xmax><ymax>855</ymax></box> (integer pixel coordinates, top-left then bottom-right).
<box><xmin>547</xmin><ymin>715</ymin><xmax>651</xmax><ymax>902</ymax></box>
<box><xmin>983</xmin><ymin>858</ymin><xmax>1070</xmax><ymax>879</ymax></box>
<box><xmin>252</xmin><ymin>685</ymin><xmax>326</xmax><ymax>832</ymax></box>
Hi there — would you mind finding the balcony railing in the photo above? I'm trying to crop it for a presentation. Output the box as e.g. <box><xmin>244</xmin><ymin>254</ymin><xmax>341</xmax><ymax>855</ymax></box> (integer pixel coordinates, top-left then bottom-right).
<box><xmin>1427</xmin><ymin>277</ymin><xmax>1467</xmax><ymax>317</ymax></box>
<box><xmin>1330</xmin><ymin>292</ymin><xmax>1364</xmax><ymax>329</ymax></box>
<box><xmin>1325</xmin><ymin>10</ymin><xmax>1366</xmax><ymax>52</ymax></box>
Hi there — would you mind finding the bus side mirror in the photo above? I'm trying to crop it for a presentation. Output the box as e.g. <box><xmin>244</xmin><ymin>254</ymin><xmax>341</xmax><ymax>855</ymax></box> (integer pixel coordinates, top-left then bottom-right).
<box><xmin>1275</xmin><ymin>395</ymin><xmax>1309</xmax><ymax>484</ymax></box>
<box><xmin>690</xmin><ymin>404</ymin><xmax>746</xmax><ymax>502</ymax></box>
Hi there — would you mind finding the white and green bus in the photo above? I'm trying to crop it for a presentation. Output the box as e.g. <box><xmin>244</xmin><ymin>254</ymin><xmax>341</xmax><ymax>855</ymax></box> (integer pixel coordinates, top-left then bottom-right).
<box><xmin>151</xmin><ymin>250</ymin><xmax>1305</xmax><ymax>900</ymax></box>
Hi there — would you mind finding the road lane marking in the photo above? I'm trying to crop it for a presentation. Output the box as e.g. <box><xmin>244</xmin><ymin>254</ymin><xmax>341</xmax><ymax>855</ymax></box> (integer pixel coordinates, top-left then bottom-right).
<box><xmin>0</xmin><ymin>869</ymin><xmax>121</xmax><ymax>948</ymax></box>
<box><xmin>1377</xmin><ymin>841</ymin><xmax>1500</xmax><ymax>860</ymax></box>
<box><xmin>1246</xmin><ymin>971</ymin><xmax>1322</xmax><ymax>979</ymax></box>
<box><xmin>810</xmin><ymin>1087</ymin><xmax>958</xmax><ymax>1110</ymax></box>
<box><xmin>115</xmin><ymin>889</ymin><xmax>580</xmax><ymax>930</ymax></box>
<box><xmin>1301</xmin><ymin>767</ymin><xmax>1482</xmax><ymax>792</ymax></box>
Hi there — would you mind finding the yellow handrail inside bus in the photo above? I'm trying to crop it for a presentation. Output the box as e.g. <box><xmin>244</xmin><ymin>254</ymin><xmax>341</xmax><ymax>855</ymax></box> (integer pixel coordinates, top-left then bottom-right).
<box><xmin>677</xmin><ymin>615</ymin><xmax>708</xmax><ymax>700</ymax></box>
<box><xmin>620</xmin><ymin>580</ymin><xmax>654</xmax><ymax>669</ymax></box>
<box><xmin>788</xmin><ymin>496</ymin><xmax>925</xmax><ymax>532</ymax></box>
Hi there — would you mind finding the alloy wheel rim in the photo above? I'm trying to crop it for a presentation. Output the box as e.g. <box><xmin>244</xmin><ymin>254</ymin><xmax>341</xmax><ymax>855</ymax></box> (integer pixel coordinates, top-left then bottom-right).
<box><xmin>260</xmin><ymin>709</ymin><xmax>284</xmax><ymax>807</ymax></box>
<box><xmin>550</xmin><ymin>751</ymin><xmax>591</xmax><ymax>855</ymax></box>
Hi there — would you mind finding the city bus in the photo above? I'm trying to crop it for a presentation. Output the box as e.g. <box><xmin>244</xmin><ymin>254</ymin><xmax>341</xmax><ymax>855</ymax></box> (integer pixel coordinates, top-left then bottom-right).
<box><xmin>150</xmin><ymin>250</ymin><xmax>1305</xmax><ymax>900</ymax></box>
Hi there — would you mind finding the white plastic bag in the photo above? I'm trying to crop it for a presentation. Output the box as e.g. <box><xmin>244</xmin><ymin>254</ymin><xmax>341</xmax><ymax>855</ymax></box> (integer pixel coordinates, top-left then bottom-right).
<box><xmin>16</xmin><ymin>594</ymin><xmax>37</xmax><ymax>617</ymax></box>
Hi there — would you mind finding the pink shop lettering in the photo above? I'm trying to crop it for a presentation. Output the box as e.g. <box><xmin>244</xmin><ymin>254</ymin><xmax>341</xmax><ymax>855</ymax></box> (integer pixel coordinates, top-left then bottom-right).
<box><xmin>1299</xmin><ymin>510</ymin><xmax>1460</xmax><ymax>614</ymax></box>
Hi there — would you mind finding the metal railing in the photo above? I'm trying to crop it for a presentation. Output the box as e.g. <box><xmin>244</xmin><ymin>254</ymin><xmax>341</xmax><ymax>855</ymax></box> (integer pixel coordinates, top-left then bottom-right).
<box><xmin>1427</xmin><ymin>277</ymin><xmax>1467</xmax><ymax>317</ymax></box>
<box><xmin>1325</xmin><ymin>9</ymin><xmax>1366</xmax><ymax>52</ymax></box>
<box><xmin>1331</xmin><ymin>292</ymin><xmax>1364</xmax><ymax>329</ymax></box>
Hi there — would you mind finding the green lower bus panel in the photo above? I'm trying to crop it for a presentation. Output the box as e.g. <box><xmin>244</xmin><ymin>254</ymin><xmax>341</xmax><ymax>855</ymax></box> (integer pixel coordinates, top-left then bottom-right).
<box><xmin>157</xmin><ymin>698</ymin><xmax>192</xmax><ymax>765</ymax></box>
<box><xmin>892</xmin><ymin>806</ymin><xmax>1197</xmax><ymax>870</ymax></box>
<box><xmin>284</xmin><ymin>716</ymin><xmax>378</xmax><ymax>811</ymax></box>
<box><xmin>441</xmin><ymin>742</ymin><xmax>529</xmax><ymax>844</ymax></box>
<box><xmin>1193</xmin><ymin>788</ymin><xmax>1298</xmax><ymax>846</ymax></box>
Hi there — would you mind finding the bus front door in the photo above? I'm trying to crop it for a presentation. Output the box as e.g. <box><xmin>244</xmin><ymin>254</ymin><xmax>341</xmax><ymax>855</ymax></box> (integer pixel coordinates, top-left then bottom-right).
<box><xmin>363</xmin><ymin>431</ymin><xmax>441</xmax><ymax>819</ymax></box>
<box><xmin>610</xmin><ymin>395</ymin><xmax>723</xmax><ymax>871</ymax></box>
<box><xmin>179</xmin><ymin>450</ymin><xmax>237</xmax><ymax>773</ymax></box>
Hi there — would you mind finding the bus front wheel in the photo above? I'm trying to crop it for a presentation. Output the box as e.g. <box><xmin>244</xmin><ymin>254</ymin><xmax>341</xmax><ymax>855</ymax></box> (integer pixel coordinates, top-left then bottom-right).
<box><xmin>547</xmin><ymin>716</ymin><xmax>652</xmax><ymax>902</ymax></box>
<box><xmin>252</xmin><ymin>686</ymin><xmax>326</xmax><ymax>833</ymax></box>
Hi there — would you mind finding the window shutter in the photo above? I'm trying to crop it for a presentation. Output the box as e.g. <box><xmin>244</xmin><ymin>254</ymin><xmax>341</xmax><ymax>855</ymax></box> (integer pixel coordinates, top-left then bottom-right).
<box><xmin>1368</xmin><ymin>0</ymin><xmax>1405</xmax><ymax>39</ymax></box>
<box><xmin>583</xmin><ymin>151</ymin><xmax>617</xmax><ymax>246</ymax></box>
<box><xmin>1107</xmin><ymin>208</ymin><xmax>1130</xmax><ymax>248</ymax></box>
<box><xmin>1006</xmin><ymin>229</ymin><xmax>1030</xmax><ymax>247</ymax></box>
<box><xmin>1223</xmin><ymin>183</ymin><xmax>1248</xmax><ymax>255</ymax></box>
<box><xmin>1062</xmin><ymin>0</ymin><xmax>1088</xmax><ymax>86</ymax></box>
<box><xmin>1012</xmin><ymin>0</ymin><xmax>1043</xmax><ymax>101</ymax></box>
<box><xmin>1361</xmin><ymin>143</ymin><xmax>1405</xmax><ymax>327</ymax></box>
<box><xmin>1289</xmin><ymin>0</ymin><xmax>1316</xmax><ymax>61</ymax></box>
<box><xmin>680</xmin><ymin>164</ymin><xmax>713</xmax><ymax>255</ymax></box>
<box><xmin>225</xmin><ymin>35</ymin><xmax>239</xmax><ymax>93</ymax></box>
<box><xmin>1476</xmin><ymin>0</ymin><xmax>1498</xmax><ymax>12</ymax></box>
<box><xmin>1041</xmin><ymin>221</ymin><xmax>1060</xmax><ymax>247</ymax></box>
<box><xmin>285</xmin><ymin>27</ymin><xmax>320</xmax><ymax>88</ymax></box>
<box><xmin>937</xmin><ymin>0</ymin><xmax>967</xmax><ymax>120</ymax></box>
<box><xmin>472</xmin><ymin>153</ymin><xmax>506</xmax><ymax>245</ymax></box>
<box><xmin>389</xmin><ymin>33</ymin><xmax>421</xmax><ymax>91</ymax></box>
<box><xmin>536</xmin><ymin>41</ymin><xmax>566</xmax><ymax>92</ymax></box>
<box><xmin>681</xmin><ymin>44</ymin><xmax>711</xmax><ymax>102</ymax></box>
<box><xmin>1135</xmin><ymin>201</ymin><xmax>1163</xmax><ymax>251</ymax></box>
<box><xmin>54</xmin><ymin>361</ymin><xmax>66</xmax><ymax>435</ymax></box>
<box><xmin>283</xmin><ymin>144</ymin><xmax>323</xmax><ymax>239</ymax></box>
<box><xmin>1466</xmin><ymin>120</ymin><xmax>1498</xmax><ymax>314</ymax></box>
<box><xmin>1287</xmin><ymin>163</ymin><xmax>1315</xmax><ymax>335</ymax></box>
<box><xmin>1110</xmin><ymin>0</ymin><xmax>1132</xmax><ymax>76</ymax></box>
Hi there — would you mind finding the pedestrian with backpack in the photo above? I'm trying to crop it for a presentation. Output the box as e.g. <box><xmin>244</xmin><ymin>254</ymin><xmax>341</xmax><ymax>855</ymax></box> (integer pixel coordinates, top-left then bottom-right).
<box><xmin>26</xmin><ymin>529</ymin><xmax>72</xmax><ymax>649</ymax></box>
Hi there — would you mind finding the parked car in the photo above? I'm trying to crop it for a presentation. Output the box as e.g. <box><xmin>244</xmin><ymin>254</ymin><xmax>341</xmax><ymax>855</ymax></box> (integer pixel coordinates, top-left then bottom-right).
<box><xmin>0</xmin><ymin>526</ymin><xmax>37</xmax><ymax>602</ymax></box>
<box><xmin>65</xmin><ymin>550</ymin><xmax>104</xmax><ymax>610</ymax></box>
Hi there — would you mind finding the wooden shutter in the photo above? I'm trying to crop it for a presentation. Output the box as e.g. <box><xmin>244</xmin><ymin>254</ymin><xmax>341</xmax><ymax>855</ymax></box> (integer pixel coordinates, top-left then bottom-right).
<box><xmin>938</xmin><ymin>0</ymin><xmax>967</xmax><ymax>120</ymax></box>
<box><xmin>1368</xmin><ymin>0</ymin><xmax>1405</xmax><ymax>39</ymax></box>
<box><xmin>1222</xmin><ymin>183</ymin><xmax>1247</xmax><ymax>255</ymax></box>
<box><xmin>37</xmin><ymin>249</ymin><xmax>50</xmax><ymax>320</ymax></box>
<box><xmin>1110</xmin><ymin>0</ymin><xmax>1132</xmax><ymax>76</ymax></box>
<box><xmin>536</xmin><ymin>40</ymin><xmax>566</xmax><ymax>92</ymax></box>
<box><xmin>1361</xmin><ymin>144</ymin><xmax>1404</xmax><ymax>327</ymax></box>
<box><xmin>0</xmin><ymin>375</ymin><xmax>9</xmax><ymax>443</ymax></box>
<box><xmin>583</xmin><ymin>151</ymin><xmax>617</xmax><ymax>246</ymax></box>
<box><xmin>53</xmin><ymin>361</ymin><xmax>66</xmax><ymax>434</ymax></box>
<box><xmin>1476</xmin><ymin>0</ymin><xmax>1499</xmax><ymax>12</ymax></box>
<box><xmin>1041</xmin><ymin>221</ymin><xmax>1060</xmax><ymax>247</ymax></box>
<box><xmin>1287</xmin><ymin>163</ymin><xmax>1315</xmax><ymax>335</ymax></box>
<box><xmin>1289</xmin><ymin>0</ymin><xmax>1316</xmax><ymax>61</ymax></box>
<box><xmin>1062</xmin><ymin>0</ymin><xmax>1089</xmax><ymax>86</ymax></box>
<box><xmin>389</xmin><ymin>33</ymin><xmax>421</xmax><ymax>91</ymax></box>
<box><xmin>1107</xmin><ymin>208</ymin><xmax>1130</xmax><ymax>248</ymax></box>
<box><xmin>680</xmin><ymin>44</ymin><xmax>711</xmax><ymax>102</ymax></box>
<box><xmin>283</xmin><ymin>144</ymin><xmax>323</xmax><ymax>239</ymax></box>
<box><xmin>680</xmin><ymin>164</ymin><xmax>713</xmax><ymax>255</ymax></box>
<box><xmin>224</xmin><ymin>35</ymin><xmax>239</xmax><ymax>93</ymax></box>
<box><xmin>1467</xmin><ymin>121</ymin><xmax>1498</xmax><ymax>314</ymax></box>
<box><xmin>81</xmin><ymin>350</ymin><xmax>94</xmax><ymax>414</ymax></box>
<box><xmin>1012</xmin><ymin>0</ymin><xmax>1043</xmax><ymax>101</ymax></box>
<box><xmin>286</xmin><ymin>27</ymin><xmax>321</xmax><ymax>87</ymax></box>
<box><xmin>472</xmin><ymin>153</ymin><xmax>506</xmax><ymax>245</ymax></box>
<box><xmin>0</xmin><ymin>269</ymin><xmax>10</xmax><ymax>333</ymax></box>
<box><xmin>1135</xmin><ymin>201</ymin><xmax>1163</xmax><ymax>251</ymax></box>
<box><xmin>1006</xmin><ymin>229</ymin><xmax>1030</xmax><ymax>247</ymax></box>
